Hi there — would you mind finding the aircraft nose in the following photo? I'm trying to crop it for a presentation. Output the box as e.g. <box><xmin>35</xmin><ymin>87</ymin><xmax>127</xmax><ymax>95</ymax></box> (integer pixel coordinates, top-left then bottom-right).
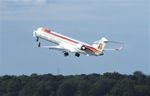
<box><xmin>33</xmin><ymin>31</ymin><xmax>37</xmax><ymax>37</ymax></box>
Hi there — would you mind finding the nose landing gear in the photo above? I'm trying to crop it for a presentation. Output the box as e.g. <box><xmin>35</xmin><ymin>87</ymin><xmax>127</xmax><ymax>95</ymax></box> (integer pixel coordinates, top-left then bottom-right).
<box><xmin>38</xmin><ymin>42</ymin><xmax>41</xmax><ymax>47</ymax></box>
<box><xmin>36</xmin><ymin>37</ymin><xmax>39</xmax><ymax>42</ymax></box>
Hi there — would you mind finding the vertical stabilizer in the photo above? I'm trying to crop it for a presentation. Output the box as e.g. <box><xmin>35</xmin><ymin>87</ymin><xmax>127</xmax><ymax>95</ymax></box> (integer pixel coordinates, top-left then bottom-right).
<box><xmin>92</xmin><ymin>37</ymin><xmax>108</xmax><ymax>50</ymax></box>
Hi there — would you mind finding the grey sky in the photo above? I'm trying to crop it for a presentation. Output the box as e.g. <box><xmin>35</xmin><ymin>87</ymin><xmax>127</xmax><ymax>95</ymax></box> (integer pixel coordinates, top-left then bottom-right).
<box><xmin>0</xmin><ymin>0</ymin><xmax>149</xmax><ymax>75</ymax></box>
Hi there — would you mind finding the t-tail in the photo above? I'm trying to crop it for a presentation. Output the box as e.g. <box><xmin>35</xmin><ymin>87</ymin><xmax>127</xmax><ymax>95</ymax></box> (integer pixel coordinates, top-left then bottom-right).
<box><xmin>92</xmin><ymin>37</ymin><xmax>108</xmax><ymax>51</ymax></box>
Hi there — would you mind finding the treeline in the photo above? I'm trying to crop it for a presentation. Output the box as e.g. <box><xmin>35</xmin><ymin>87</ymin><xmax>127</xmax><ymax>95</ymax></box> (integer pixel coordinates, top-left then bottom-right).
<box><xmin>0</xmin><ymin>71</ymin><xmax>150</xmax><ymax>96</ymax></box>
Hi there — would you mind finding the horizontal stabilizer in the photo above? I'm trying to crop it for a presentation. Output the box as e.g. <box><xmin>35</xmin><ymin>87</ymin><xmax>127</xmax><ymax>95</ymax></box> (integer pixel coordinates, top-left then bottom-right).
<box><xmin>104</xmin><ymin>46</ymin><xmax>123</xmax><ymax>51</ymax></box>
<box><xmin>104</xmin><ymin>41</ymin><xmax>124</xmax><ymax>51</ymax></box>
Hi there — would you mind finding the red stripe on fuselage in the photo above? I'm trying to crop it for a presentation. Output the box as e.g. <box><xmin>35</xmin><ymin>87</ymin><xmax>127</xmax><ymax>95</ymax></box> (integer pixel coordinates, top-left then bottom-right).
<box><xmin>85</xmin><ymin>45</ymin><xmax>99</xmax><ymax>52</ymax></box>
<box><xmin>43</xmin><ymin>29</ymin><xmax>99</xmax><ymax>53</ymax></box>
<box><xmin>43</xmin><ymin>30</ymin><xmax>79</xmax><ymax>44</ymax></box>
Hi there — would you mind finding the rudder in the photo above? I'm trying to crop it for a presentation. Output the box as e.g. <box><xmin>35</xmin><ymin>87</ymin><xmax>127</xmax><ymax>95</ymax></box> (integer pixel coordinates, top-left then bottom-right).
<box><xmin>92</xmin><ymin>37</ymin><xmax>108</xmax><ymax>50</ymax></box>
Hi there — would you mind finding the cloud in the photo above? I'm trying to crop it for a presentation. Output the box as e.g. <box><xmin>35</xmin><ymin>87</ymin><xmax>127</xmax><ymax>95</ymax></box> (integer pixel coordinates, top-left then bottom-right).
<box><xmin>0</xmin><ymin>0</ymin><xmax>48</xmax><ymax>6</ymax></box>
<box><xmin>0</xmin><ymin>0</ymin><xmax>99</xmax><ymax>21</ymax></box>
<box><xmin>15</xmin><ymin>0</ymin><xmax>47</xmax><ymax>4</ymax></box>
<box><xmin>0</xmin><ymin>0</ymin><xmax>147</xmax><ymax>22</ymax></box>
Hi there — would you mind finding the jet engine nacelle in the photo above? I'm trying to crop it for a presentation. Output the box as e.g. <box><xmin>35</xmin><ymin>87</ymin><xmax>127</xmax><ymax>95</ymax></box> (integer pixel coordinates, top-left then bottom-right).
<box><xmin>80</xmin><ymin>45</ymin><xmax>86</xmax><ymax>50</ymax></box>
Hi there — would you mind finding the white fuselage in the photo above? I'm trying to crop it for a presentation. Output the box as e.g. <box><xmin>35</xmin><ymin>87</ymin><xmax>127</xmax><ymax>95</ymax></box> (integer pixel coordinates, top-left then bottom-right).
<box><xmin>33</xmin><ymin>28</ymin><xmax>103</xmax><ymax>56</ymax></box>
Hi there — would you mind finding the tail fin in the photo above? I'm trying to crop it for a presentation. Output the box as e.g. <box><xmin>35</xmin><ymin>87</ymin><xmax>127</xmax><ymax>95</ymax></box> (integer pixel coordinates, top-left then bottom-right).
<box><xmin>92</xmin><ymin>37</ymin><xmax>108</xmax><ymax>50</ymax></box>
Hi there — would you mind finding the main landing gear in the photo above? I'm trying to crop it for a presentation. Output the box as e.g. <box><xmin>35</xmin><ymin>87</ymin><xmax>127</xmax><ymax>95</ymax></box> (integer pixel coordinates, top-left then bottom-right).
<box><xmin>75</xmin><ymin>53</ymin><xmax>80</xmax><ymax>57</ymax></box>
<box><xmin>64</xmin><ymin>52</ymin><xmax>69</xmax><ymax>57</ymax></box>
<box><xmin>63</xmin><ymin>52</ymin><xmax>80</xmax><ymax>57</ymax></box>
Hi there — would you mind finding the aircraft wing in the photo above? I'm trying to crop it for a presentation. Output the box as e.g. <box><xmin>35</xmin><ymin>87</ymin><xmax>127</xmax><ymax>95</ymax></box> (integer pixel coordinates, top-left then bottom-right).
<box><xmin>40</xmin><ymin>45</ymin><xmax>66</xmax><ymax>51</ymax></box>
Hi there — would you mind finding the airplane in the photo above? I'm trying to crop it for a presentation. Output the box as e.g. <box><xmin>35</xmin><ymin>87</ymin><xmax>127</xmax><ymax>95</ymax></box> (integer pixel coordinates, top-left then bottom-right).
<box><xmin>33</xmin><ymin>27</ymin><xmax>123</xmax><ymax>57</ymax></box>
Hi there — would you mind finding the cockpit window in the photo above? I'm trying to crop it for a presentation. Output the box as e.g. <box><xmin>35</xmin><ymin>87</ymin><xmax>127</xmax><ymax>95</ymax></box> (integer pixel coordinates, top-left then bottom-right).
<box><xmin>42</xmin><ymin>28</ymin><xmax>51</xmax><ymax>33</ymax></box>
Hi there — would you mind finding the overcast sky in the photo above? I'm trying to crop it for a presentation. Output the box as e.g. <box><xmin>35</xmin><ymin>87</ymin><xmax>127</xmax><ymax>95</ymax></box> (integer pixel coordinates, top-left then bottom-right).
<box><xmin>0</xmin><ymin>0</ymin><xmax>149</xmax><ymax>75</ymax></box>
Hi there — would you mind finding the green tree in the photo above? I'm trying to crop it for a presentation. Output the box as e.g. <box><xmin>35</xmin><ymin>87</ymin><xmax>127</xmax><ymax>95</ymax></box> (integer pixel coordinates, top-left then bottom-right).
<box><xmin>0</xmin><ymin>72</ymin><xmax>150</xmax><ymax>96</ymax></box>
<box><xmin>89</xmin><ymin>79</ymin><xmax>114</xmax><ymax>96</ymax></box>
<box><xmin>75</xmin><ymin>80</ymin><xmax>90</xmax><ymax>96</ymax></box>
<box><xmin>134</xmin><ymin>85</ymin><xmax>150</xmax><ymax>96</ymax></box>
<box><xmin>109</xmin><ymin>78</ymin><xmax>135</xmax><ymax>96</ymax></box>
<box><xmin>57</xmin><ymin>79</ymin><xmax>77</xmax><ymax>96</ymax></box>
